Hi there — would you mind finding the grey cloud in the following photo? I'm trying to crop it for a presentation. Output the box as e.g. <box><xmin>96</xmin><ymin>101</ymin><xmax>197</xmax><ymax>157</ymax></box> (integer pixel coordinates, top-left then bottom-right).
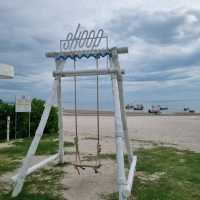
<box><xmin>125</xmin><ymin>71</ymin><xmax>190</xmax><ymax>82</ymax></box>
<box><xmin>107</xmin><ymin>9</ymin><xmax>200</xmax><ymax>45</ymax></box>
<box><xmin>141</xmin><ymin>47</ymin><xmax>200</xmax><ymax>72</ymax></box>
<box><xmin>1</xmin><ymin>1</ymin><xmax>200</xmax><ymax>106</ymax></box>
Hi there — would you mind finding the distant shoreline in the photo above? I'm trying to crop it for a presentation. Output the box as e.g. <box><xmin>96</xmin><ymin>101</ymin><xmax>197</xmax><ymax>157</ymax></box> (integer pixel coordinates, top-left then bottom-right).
<box><xmin>63</xmin><ymin>109</ymin><xmax>200</xmax><ymax>116</ymax></box>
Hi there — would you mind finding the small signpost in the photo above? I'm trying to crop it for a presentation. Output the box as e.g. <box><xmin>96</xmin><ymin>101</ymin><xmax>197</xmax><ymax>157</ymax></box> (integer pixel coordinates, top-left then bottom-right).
<box><xmin>7</xmin><ymin>116</ymin><xmax>10</xmax><ymax>142</ymax></box>
<box><xmin>15</xmin><ymin>95</ymin><xmax>32</xmax><ymax>138</ymax></box>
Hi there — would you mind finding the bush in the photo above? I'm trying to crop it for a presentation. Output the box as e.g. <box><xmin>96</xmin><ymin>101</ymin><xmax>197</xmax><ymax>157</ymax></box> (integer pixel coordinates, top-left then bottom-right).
<box><xmin>0</xmin><ymin>98</ymin><xmax>58</xmax><ymax>141</ymax></box>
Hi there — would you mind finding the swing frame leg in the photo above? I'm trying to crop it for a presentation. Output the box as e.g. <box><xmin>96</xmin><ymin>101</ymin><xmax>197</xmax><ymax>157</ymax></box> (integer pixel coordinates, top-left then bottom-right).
<box><xmin>111</xmin><ymin>49</ymin><xmax>137</xmax><ymax>200</ymax></box>
<box><xmin>56</xmin><ymin>59</ymin><xmax>65</xmax><ymax>164</ymax></box>
<box><xmin>11</xmin><ymin>60</ymin><xmax>65</xmax><ymax>197</ymax></box>
<box><xmin>11</xmin><ymin>81</ymin><xmax>57</xmax><ymax>197</ymax></box>
<box><xmin>111</xmin><ymin>52</ymin><xmax>133</xmax><ymax>163</ymax></box>
<box><xmin>111</xmin><ymin>63</ymin><xmax>127</xmax><ymax>200</ymax></box>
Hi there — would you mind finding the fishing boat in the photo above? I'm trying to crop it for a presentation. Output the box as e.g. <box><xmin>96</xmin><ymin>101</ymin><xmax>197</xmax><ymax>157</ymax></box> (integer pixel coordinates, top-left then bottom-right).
<box><xmin>126</xmin><ymin>104</ymin><xmax>144</xmax><ymax>111</ymax></box>
<box><xmin>184</xmin><ymin>107</ymin><xmax>189</xmax><ymax>112</ymax></box>
<box><xmin>158</xmin><ymin>105</ymin><xmax>168</xmax><ymax>110</ymax></box>
<box><xmin>184</xmin><ymin>107</ymin><xmax>195</xmax><ymax>113</ymax></box>
<box><xmin>148</xmin><ymin>106</ymin><xmax>161</xmax><ymax>114</ymax></box>
<box><xmin>125</xmin><ymin>104</ymin><xmax>134</xmax><ymax>110</ymax></box>
<box><xmin>133</xmin><ymin>104</ymin><xmax>144</xmax><ymax>111</ymax></box>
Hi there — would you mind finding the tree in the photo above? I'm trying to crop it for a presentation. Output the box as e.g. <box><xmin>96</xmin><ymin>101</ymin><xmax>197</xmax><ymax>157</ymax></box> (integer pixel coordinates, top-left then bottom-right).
<box><xmin>0</xmin><ymin>98</ymin><xmax>58</xmax><ymax>140</ymax></box>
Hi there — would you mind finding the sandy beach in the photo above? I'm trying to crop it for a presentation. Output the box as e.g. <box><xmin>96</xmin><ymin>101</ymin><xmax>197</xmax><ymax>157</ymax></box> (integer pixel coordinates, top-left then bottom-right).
<box><xmin>60</xmin><ymin>114</ymin><xmax>200</xmax><ymax>200</ymax></box>
<box><xmin>63</xmin><ymin>114</ymin><xmax>200</xmax><ymax>153</ymax></box>
<box><xmin>1</xmin><ymin>114</ymin><xmax>200</xmax><ymax>200</ymax></box>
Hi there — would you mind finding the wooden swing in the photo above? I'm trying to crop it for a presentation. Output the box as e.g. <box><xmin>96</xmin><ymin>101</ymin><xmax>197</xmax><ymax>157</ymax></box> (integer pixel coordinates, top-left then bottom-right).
<box><xmin>72</xmin><ymin>57</ymin><xmax>102</xmax><ymax>174</ymax></box>
<box><xmin>11</xmin><ymin>47</ymin><xmax>137</xmax><ymax>200</ymax></box>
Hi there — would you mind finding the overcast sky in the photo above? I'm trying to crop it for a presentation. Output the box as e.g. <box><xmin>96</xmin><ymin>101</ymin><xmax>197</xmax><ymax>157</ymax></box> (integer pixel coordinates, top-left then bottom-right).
<box><xmin>1</xmin><ymin>0</ymin><xmax>200</xmax><ymax>108</ymax></box>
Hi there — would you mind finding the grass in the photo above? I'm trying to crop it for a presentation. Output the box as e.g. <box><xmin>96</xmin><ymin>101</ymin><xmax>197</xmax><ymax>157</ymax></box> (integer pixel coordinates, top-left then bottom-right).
<box><xmin>0</xmin><ymin>134</ymin><xmax>74</xmax><ymax>175</ymax></box>
<box><xmin>0</xmin><ymin>134</ymin><xmax>74</xmax><ymax>200</ymax></box>
<box><xmin>64</xmin><ymin>141</ymin><xmax>74</xmax><ymax>147</ymax></box>
<box><xmin>0</xmin><ymin>167</ymin><xmax>64</xmax><ymax>200</ymax></box>
<box><xmin>102</xmin><ymin>147</ymin><xmax>200</xmax><ymax>200</ymax></box>
<box><xmin>1</xmin><ymin>136</ymin><xmax>200</xmax><ymax>200</ymax></box>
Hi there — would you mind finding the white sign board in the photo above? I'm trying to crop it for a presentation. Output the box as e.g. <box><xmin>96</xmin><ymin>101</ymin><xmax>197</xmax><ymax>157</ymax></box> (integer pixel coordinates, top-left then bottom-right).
<box><xmin>0</xmin><ymin>63</ymin><xmax>14</xmax><ymax>79</ymax></box>
<box><xmin>15</xmin><ymin>95</ymin><xmax>32</xmax><ymax>112</ymax></box>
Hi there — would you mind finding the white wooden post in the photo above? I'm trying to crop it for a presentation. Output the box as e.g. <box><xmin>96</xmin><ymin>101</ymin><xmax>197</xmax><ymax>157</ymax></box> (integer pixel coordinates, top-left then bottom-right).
<box><xmin>7</xmin><ymin>116</ymin><xmax>10</xmax><ymax>142</ymax></box>
<box><xmin>12</xmin><ymin>81</ymin><xmax>57</xmax><ymax>197</ymax></box>
<box><xmin>55</xmin><ymin>59</ymin><xmax>65</xmax><ymax>164</ymax></box>
<box><xmin>111</xmin><ymin>49</ymin><xmax>133</xmax><ymax>163</ymax></box>
<box><xmin>110</xmin><ymin>57</ymin><xmax>127</xmax><ymax>200</ymax></box>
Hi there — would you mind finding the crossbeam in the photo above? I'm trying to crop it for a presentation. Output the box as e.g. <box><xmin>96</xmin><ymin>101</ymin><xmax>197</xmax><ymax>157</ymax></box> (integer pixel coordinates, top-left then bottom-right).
<box><xmin>46</xmin><ymin>47</ymin><xmax>128</xmax><ymax>60</ymax></box>
<box><xmin>11</xmin><ymin>153</ymin><xmax>59</xmax><ymax>182</ymax></box>
<box><xmin>53</xmin><ymin>69</ymin><xmax>124</xmax><ymax>77</ymax></box>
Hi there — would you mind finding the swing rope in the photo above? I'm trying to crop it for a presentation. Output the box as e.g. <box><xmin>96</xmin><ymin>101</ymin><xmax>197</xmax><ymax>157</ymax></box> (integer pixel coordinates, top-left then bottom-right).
<box><xmin>96</xmin><ymin>57</ymin><xmax>101</xmax><ymax>167</ymax></box>
<box><xmin>73</xmin><ymin>58</ymin><xmax>81</xmax><ymax>166</ymax></box>
<box><xmin>73</xmin><ymin>57</ymin><xmax>102</xmax><ymax>174</ymax></box>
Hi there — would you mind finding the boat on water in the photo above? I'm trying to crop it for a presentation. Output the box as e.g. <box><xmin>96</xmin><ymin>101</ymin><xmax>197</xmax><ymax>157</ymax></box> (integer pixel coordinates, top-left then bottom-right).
<box><xmin>125</xmin><ymin>104</ymin><xmax>134</xmax><ymax>110</ymax></box>
<box><xmin>125</xmin><ymin>104</ymin><xmax>144</xmax><ymax>111</ymax></box>
<box><xmin>148</xmin><ymin>105</ymin><xmax>168</xmax><ymax>114</ymax></box>
<box><xmin>184</xmin><ymin>107</ymin><xmax>189</xmax><ymax>112</ymax></box>
<box><xmin>133</xmin><ymin>104</ymin><xmax>144</xmax><ymax>111</ymax></box>
<box><xmin>184</xmin><ymin>107</ymin><xmax>195</xmax><ymax>113</ymax></box>
<box><xmin>158</xmin><ymin>105</ymin><xmax>168</xmax><ymax>111</ymax></box>
<box><xmin>148</xmin><ymin>105</ymin><xmax>161</xmax><ymax>114</ymax></box>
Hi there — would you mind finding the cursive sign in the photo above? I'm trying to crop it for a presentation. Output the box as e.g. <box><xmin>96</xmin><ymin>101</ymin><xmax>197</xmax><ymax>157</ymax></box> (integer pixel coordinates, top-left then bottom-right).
<box><xmin>60</xmin><ymin>24</ymin><xmax>107</xmax><ymax>51</ymax></box>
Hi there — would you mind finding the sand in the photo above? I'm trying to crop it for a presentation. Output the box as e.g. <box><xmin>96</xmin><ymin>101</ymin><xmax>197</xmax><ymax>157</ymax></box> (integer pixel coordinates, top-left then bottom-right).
<box><xmin>61</xmin><ymin>115</ymin><xmax>200</xmax><ymax>200</ymax></box>
<box><xmin>63</xmin><ymin>115</ymin><xmax>200</xmax><ymax>153</ymax></box>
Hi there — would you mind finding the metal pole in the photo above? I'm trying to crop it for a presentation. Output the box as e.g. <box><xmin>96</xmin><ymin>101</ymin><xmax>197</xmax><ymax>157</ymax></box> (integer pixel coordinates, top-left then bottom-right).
<box><xmin>28</xmin><ymin>112</ymin><xmax>31</xmax><ymax>138</ymax></box>
<box><xmin>15</xmin><ymin>112</ymin><xmax>17</xmax><ymax>139</ymax></box>
<box><xmin>7</xmin><ymin>116</ymin><xmax>10</xmax><ymax>142</ymax></box>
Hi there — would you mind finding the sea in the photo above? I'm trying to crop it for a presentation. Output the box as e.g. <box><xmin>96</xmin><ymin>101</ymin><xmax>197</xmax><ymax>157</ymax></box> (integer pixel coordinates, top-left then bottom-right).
<box><xmin>136</xmin><ymin>99</ymin><xmax>200</xmax><ymax>114</ymax></box>
<box><xmin>63</xmin><ymin>98</ymin><xmax>200</xmax><ymax>114</ymax></box>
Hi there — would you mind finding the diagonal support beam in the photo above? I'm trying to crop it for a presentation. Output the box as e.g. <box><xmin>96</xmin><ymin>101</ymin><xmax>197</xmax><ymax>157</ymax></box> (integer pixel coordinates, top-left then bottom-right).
<box><xmin>125</xmin><ymin>156</ymin><xmax>137</xmax><ymax>195</ymax></box>
<box><xmin>111</xmin><ymin>49</ymin><xmax>133</xmax><ymax>163</ymax></box>
<box><xmin>11</xmin><ymin>81</ymin><xmax>57</xmax><ymax>197</ymax></box>
<box><xmin>11</xmin><ymin>154</ymin><xmax>59</xmax><ymax>182</ymax></box>
<box><xmin>111</xmin><ymin>62</ymin><xmax>127</xmax><ymax>200</ymax></box>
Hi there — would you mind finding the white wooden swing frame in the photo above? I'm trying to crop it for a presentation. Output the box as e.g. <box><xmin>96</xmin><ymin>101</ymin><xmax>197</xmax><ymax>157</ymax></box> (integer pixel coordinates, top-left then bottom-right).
<box><xmin>11</xmin><ymin>47</ymin><xmax>137</xmax><ymax>200</ymax></box>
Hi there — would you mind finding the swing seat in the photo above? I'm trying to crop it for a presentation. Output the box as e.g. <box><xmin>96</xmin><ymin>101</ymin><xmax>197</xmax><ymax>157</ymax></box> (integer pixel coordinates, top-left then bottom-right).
<box><xmin>73</xmin><ymin>163</ymin><xmax>102</xmax><ymax>174</ymax></box>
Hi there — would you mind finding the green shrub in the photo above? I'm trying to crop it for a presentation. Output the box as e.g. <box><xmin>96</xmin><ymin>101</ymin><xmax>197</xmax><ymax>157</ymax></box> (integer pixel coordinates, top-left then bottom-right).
<box><xmin>0</xmin><ymin>98</ymin><xmax>58</xmax><ymax>140</ymax></box>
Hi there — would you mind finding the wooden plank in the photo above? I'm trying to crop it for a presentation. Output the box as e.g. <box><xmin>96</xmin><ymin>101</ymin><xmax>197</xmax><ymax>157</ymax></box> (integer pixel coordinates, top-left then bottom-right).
<box><xmin>46</xmin><ymin>47</ymin><xmax>128</xmax><ymax>58</ymax></box>
<box><xmin>53</xmin><ymin>69</ymin><xmax>124</xmax><ymax>77</ymax></box>
<box><xmin>12</xmin><ymin>154</ymin><xmax>59</xmax><ymax>182</ymax></box>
